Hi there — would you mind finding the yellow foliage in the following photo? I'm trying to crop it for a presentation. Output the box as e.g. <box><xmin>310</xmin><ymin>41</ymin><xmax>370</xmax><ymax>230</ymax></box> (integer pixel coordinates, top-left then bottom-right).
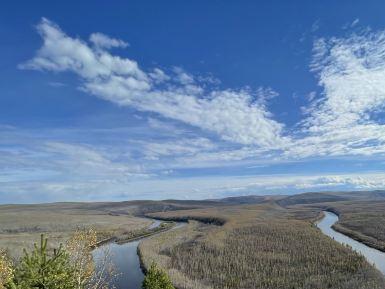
<box><xmin>66</xmin><ymin>228</ymin><xmax>97</xmax><ymax>289</ymax></box>
<box><xmin>0</xmin><ymin>250</ymin><xmax>13</xmax><ymax>289</ymax></box>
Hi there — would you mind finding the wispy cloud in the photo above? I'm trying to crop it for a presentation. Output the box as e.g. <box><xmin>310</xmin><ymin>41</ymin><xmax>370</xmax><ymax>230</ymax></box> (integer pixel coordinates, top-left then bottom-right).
<box><xmin>89</xmin><ymin>32</ymin><xmax>129</xmax><ymax>49</ymax></box>
<box><xmin>295</xmin><ymin>30</ymin><xmax>385</xmax><ymax>157</ymax></box>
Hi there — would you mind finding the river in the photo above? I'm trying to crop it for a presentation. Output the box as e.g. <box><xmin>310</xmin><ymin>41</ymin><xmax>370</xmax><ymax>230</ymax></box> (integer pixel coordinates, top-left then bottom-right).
<box><xmin>92</xmin><ymin>220</ymin><xmax>184</xmax><ymax>289</ymax></box>
<box><xmin>94</xmin><ymin>212</ymin><xmax>385</xmax><ymax>289</ymax></box>
<box><xmin>317</xmin><ymin>211</ymin><xmax>385</xmax><ymax>275</ymax></box>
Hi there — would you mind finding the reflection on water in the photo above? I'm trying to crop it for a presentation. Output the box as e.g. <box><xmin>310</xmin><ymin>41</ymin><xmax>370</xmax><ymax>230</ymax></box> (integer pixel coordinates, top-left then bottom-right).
<box><xmin>93</xmin><ymin>240</ymin><xmax>143</xmax><ymax>289</ymax></box>
<box><xmin>92</xmin><ymin>221</ymin><xmax>185</xmax><ymax>289</ymax></box>
<box><xmin>317</xmin><ymin>211</ymin><xmax>385</xmax><ymax>275</ymax></box>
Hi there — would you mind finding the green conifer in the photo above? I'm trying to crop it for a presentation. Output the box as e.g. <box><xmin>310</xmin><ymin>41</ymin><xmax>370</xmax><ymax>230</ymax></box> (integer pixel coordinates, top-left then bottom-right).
<box><xmin>11</xmin><ymin>234</ymin><xmax>76</xmax><ymax>289</ymax></box>
<box><xmin>142</xmin><ymin>262</ymin><xmax>175</xmax><ymax>289</ymax></box>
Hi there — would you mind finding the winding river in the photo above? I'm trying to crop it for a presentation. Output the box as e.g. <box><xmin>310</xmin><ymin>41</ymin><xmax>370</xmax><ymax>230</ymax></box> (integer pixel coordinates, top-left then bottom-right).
<box><xmin>93</xmin><ymin>212</ymin><xmax>385</xmax><ymax>289</ymax></box>
<box><xmin>317</xmin><ymin>211</ymin><xmax>385</xmax><ymax>275</ymax></box>
<box><xmin>92</xmin><ymin>220</ymin><xmax>183</xmax><ymax>289</ymax></box>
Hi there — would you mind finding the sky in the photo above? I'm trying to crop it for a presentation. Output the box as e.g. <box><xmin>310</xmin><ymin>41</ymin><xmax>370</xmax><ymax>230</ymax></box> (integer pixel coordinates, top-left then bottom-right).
<box><xmin>2</xmin><ymin>1</ymin><xmax>385</xmax><ymax>203</ymax></box>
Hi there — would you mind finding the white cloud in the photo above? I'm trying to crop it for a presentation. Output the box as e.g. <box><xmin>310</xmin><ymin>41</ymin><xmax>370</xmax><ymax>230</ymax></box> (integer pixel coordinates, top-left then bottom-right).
<box><xmin>20</xmin><ymin>18</ymin><xmax>286</xmax><ymax>147</ymax></box>
<box><xmin>20</xmin><ymin>18</ymin><xmax>147</xmax><ymax>82</ymax></box>
<box><xmin>311</xmin><ymin>19</ymin><xmax>321</xmax><ymax>32</ymax></box>
<box><xmin>141</xmin><ymin>137</ymin><xmax>216</xmax><ymax>160</ymax></box>
<box><xmin>148</xmin><ymin>68</ymin><xmax>170</xmax><ymax>83</ymax></box>
<box><xmin>89</xmin><ymin>32</ymin><xmax>128</xmax><ymax>49</ymax></box>
<box><xmin>0</xmin><ymin>140</ymin><xmax>149</xmax><ymax>184</ymax></box>
<box><xmin>288</xmin><ymin>30</ymin><xmax>385</xmax><ymax>159</ymax></box>
<box><xmin>307</xmin><ymin>32</ymin><xmax>385</xmax><ymax>132</ymax></box>
<box><xmin>351</xmin><ymin>18</ymin><xmax>360</xmax><ymax>27</ymax></box>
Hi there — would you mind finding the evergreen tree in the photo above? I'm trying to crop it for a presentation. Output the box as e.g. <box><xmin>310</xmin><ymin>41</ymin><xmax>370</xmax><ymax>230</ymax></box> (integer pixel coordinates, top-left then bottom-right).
<box><xmin>142</xmin><ymin>262</ymin><xmax>175</xmax><ymax>289</ymax></box>
<box><xmin>11</xmin><ymin>234</ymin><xmax>76</xmax><ymax>289</ymax></box>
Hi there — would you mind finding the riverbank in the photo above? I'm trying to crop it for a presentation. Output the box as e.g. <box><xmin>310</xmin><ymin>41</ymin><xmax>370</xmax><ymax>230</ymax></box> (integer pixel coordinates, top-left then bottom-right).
<box><xmin>93</xmin><ymin>220</ymin><xmax>185</xmax><ymax>289</ymax></box>
<box><xmin>94</xmin><ymin>220</ymin><xmax>175</xmax><ymax>249</ymax></box>
<box><xmin>315</xmin><ymin>209</ymin><xmax>385</xmax><ymax>253</ymax></box>
<box><xmin>332</xmin><ymin>222</ymin><xmax>385</xmax><ymax>252</ymax></box>
<box><xmin>317</xmin><ymin>211</ymin><xmax>385</xmax><ymax>275</ymax></box>
<box><xmin>115</xmin><ymin>221</ymin><xmax>175</xmax><ymax>244</ymax></box>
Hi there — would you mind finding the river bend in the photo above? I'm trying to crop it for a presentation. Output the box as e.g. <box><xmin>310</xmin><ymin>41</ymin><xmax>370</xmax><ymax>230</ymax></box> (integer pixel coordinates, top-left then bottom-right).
<box><xmin>317</xmin><ymin>211</ymin><xmax>385</xmax><ymax>275</ymax></box>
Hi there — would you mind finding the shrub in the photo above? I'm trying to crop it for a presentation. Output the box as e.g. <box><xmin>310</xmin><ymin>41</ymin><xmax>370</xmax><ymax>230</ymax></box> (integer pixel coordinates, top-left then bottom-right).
<box><xmin>66</xmin><ymin>228</ymin><xmax>115</xmax><ymax>289</ymax></box>
<box><xmin>11</xmin><ymin>234</ymin><xmax>76</xmax><ymax>289</ymax></box>
<box><xmin>142</xmin><ymin>263</ymin><xmax>175</xmax><ymax>289</ymax></box>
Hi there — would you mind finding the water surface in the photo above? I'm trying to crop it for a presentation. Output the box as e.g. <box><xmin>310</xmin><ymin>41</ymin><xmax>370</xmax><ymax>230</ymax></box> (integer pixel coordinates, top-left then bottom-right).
<box><xmin>317</xmin><ymin>211</ymin><xmax>385</xmax><ymax>275</ymax></box>
<box><xmin>93</xmin><ymin>220</ymin><xmax>185</xmax><ymax>289</ymax></box>
<box><xmin>93</xmin><ymin>240</ymin><xmax>144</xmax><ymax>289</ymax></box>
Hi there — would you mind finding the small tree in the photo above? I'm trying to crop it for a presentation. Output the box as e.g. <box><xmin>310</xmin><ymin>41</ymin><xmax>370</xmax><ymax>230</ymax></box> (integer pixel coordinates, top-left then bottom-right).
<box><xmin>0</xmin><ymin>250</ymin><xmax>14</xmax><ymax>289</ymax></box>
<box><xmin>11</xmin><ymin>234</ymin><xmax>76</xmax><ymax>289</ymax></box>
<box><xmin>66</xmin><ymin>228</ymin><xmax>96</xmax><ymax>289</ymax></box>
<box><xmin>142</xmin><ymin>262</ymin><xmax>175</xmax><ymax>289</ymax></box>
<box><xmin>66</xmin><ymin>228</ymin><xmax>115</xmax><ymax>289</ymax></box>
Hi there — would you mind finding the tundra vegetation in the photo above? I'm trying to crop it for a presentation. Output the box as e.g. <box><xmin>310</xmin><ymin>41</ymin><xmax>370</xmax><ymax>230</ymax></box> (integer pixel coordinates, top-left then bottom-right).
<box><xmin>141</xmin><ymin>203</ymin><xmax>385</xmax><ymax>289</ymax></box>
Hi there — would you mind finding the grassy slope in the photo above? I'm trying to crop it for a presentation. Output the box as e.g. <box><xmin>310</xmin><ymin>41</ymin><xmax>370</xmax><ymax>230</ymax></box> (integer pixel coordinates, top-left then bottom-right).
<box><xmin>140</xmin><ymin>202</ymin><xmax>385</xmax><ymax>289</ymax></box>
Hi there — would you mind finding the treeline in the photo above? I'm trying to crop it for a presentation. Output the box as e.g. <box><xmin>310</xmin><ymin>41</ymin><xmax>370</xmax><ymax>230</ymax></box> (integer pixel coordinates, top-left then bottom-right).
<box><xmin>147</xmin><ymin>215</ymin><xmax>226</xmax><ymax>226</ymax></box>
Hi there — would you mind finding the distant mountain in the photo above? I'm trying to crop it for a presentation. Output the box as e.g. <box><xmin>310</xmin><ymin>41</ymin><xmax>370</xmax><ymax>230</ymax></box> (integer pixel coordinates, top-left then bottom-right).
<box><xmin>277</xmin><ymin>190</ymin><xmax>385</xmax><ymax>207</ymax></box>
<box><xmin>3</xmin><ymin>190</ymin><xmax>385</xmax><ymax>215</ymax></box>
<box><xmin>215</xmin><ymin>195</ymin><xmax>285</xmax><ymax>205</ymax></box>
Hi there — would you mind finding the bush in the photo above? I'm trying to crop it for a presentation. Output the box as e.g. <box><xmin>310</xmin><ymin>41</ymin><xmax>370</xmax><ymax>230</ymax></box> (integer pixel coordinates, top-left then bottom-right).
<box><xmin>10</xmin><ymin>234</ymin><xmax>76</xmax><ymax>289</ymax></box>
<box><xmin>142</xmin><ymin>263</ymin><xmax>175</xmax><ymax>289</ymax></box>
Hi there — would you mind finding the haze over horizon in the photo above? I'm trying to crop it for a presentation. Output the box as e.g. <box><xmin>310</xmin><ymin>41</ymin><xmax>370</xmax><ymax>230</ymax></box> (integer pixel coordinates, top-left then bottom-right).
<box><xmin>2</xmin><ymin>1</ymin><xmax>385</xmax><ymax>203</ymax></box>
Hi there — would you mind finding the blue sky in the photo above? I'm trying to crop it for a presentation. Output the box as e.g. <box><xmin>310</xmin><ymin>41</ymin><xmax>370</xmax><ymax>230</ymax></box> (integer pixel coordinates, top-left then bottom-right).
<box><xmin>2</xmin><ymin>1</ymin><xmax>385</xmax><ymax>203</ymax></box>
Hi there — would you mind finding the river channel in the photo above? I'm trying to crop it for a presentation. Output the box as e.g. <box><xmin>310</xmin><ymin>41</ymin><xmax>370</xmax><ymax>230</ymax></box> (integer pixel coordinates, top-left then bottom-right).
<box><xmin>317</xmin><ymin>211</ymin><xmax>385</xmax><ymax>275</ymax></box>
